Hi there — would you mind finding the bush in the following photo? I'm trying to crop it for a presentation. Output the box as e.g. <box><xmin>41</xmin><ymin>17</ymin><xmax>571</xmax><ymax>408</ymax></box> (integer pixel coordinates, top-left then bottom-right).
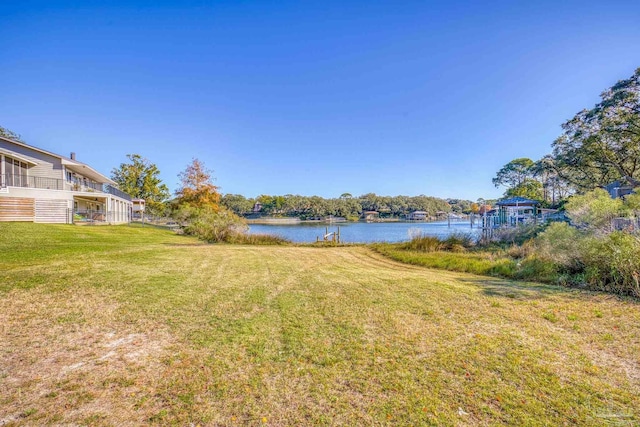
<box><xmin>442</xmin><ymin>232</ymin><xmax>476</xmax><ymax>250</ymax></box>
<box><xmin>534</xmin><ymin>222</ymin><xmax>584</xmax><ymax>272</ymax></box>
<box><xmin>402</xmin><ymin>235</ymin><xmax>442</xmax><ymax>252</ymax></box>
<box><xmin>535</xmin><ymin>223</ymin><xmax>640</xmax><ymax>297</ymax></box>
<box><xmin>565</xmin><ymin>188</ymin><xmax>623</xmax><ymax>233</ymax></box>
<box><xmin>581</xmin><ymin>232</ymin><xmax>640</xmax><ymax>297</ymax></box>
<box><xmin>173</xmin><ymin>205</ymin><xmax>247</xmax><ymax>243</ymax></box>
<box><xmin>516</xmin><ymin>256</ymin><xmax>558</xmax><ymax>283</ymax></box>
<box><xmin>490</xmin><ymin>223</ymin><xmax>544</xmax><ymax>246</ymax></box>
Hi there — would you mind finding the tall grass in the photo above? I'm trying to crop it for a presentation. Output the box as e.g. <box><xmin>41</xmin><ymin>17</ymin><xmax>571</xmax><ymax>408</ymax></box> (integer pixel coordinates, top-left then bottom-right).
<box><xmin>228</xmin><ymin>232</ymin><xmax>291</xmax><ymax>245</ymax></box>
<box><xmin>402</xmin><ymin>235</ymin><xmax>442</xmax><ymax>252</ymax></box>
<box><xmin>402</xmin><ymin>231</ymin><xmax>476</xmax><ymax>252</ymax></box>
<box><xmin>381</xmin><ymin>222</ymin><xmax>640</xmax><ymax>298</ymax></box>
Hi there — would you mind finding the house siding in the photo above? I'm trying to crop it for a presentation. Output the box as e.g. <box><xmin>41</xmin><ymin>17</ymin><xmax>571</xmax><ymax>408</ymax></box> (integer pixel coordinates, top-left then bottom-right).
<box><xmin>35</xmin><ymin>199</ymin><xmax>71</xmax><ymax>223</ymax></box>
<box><xmin>0</xmin><ymin>197</ymin><xmax>35</xmax><ymax>221</ymax></box>
<box><xmin>0</xmin><ymin>139</ymin><xmax>63</xmax><ymax>180</ymax></box>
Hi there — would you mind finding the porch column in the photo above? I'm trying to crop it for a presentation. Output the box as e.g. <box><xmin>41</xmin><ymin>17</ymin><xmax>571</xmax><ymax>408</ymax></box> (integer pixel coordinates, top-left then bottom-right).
<box><xmin>106</xmin><ymin>196</ymin><xmax>111</xmax><ymax>223</ymax></box>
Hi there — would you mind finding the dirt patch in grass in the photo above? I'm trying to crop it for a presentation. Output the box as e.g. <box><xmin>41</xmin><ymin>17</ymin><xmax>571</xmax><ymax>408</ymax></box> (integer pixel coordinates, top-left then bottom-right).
<box><xmin>0</xmin><ymin>288</ymin><xmax>175</xmax><ymax>425</ymax></box>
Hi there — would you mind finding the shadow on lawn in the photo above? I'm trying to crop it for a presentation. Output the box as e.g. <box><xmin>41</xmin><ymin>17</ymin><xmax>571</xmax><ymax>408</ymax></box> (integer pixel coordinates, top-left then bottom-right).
<box><xmin>458</xmin><ymin>277</ymin><xmax>573</xmax><ymax>300</ymax></box>
<box><xmin>462</xmin><ymin>276</ymin><xmax>640</xmax><ymax>304</ymax></box>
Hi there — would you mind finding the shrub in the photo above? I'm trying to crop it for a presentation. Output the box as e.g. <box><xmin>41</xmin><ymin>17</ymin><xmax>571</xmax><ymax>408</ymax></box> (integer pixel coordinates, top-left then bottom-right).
<box><xmin>534</xmin><ymin>222</ymin><xmax>584</xmax><ymax>272</ymax></box>
<box><xmin>402</xmin><ymin>235</ymin><xmax>442</xmax><ymax>252</ymax></box>
<box><xmin>442</xmin><ymin>232</ymin><xmax>476</xmax><ymax>250</ymax></box>
<box><xmin>565</xmin><ymin>189</ymin><xmax>623</xmax><ymax>233</ymax></box>
<box><xmin>491</xmin><ymin>223</ymin><xmax>543</xmax><ymax>246</ymax></box>
<box><xmin>581</xmin><ymin>232</ymin><xmax>640</xmax><ymax>297</ymax></box>
<box><xmin>516</xmin><ymin>256</ymin><xmax>558</xmax><ymax>283</ymax></box>
<box><xmin>505</xmin><ymin>240</ymin><xmax>536</xmax><ymax>259</ymax></box>
<box><xmin>174</xmin><ymin>205</ymin><xmax>248</xmax><ymax>243</ymax></box>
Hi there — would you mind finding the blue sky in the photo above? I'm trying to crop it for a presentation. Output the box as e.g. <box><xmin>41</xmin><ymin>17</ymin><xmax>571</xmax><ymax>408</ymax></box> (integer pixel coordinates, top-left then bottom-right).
<box><xmin>1</xmin><ymin>1</ymin><xmax>639</xmax><ymax>200</ymax></box>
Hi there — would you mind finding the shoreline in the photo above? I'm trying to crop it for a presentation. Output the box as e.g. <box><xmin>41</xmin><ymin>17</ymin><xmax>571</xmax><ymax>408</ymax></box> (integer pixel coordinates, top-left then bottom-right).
<box><xmin>246</xmin><ymin>217</ymin><xmax>470</xmax><ymax>225</ymax></box>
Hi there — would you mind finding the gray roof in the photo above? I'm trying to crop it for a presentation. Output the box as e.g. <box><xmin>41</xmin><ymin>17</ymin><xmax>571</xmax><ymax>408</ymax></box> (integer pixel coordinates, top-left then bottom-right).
<box><xmin>496</xmin><ymin>196</ymin><xmax>540</xmax><ymax>206</ymax></box>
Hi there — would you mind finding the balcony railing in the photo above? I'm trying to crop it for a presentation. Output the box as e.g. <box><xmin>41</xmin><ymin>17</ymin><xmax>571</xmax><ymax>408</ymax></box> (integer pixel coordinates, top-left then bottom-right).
<box><xmin>1</xmin><ymin>173</ymin><xmax>65</xmax><ymax>190</ymax></box>
<box><xmin>0</xmin><ymin>174</ymin><xmax>132</xmax><ymax>201</ymax></box>
<box><xmin>103</xmin><ymin>184</ymin><xmax>132</xmax><ymax>201</ymax></box>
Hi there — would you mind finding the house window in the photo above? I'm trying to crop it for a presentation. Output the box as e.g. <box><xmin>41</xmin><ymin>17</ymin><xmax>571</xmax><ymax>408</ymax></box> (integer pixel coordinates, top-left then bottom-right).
<box><xmin>5</xmin><ymin>157</ymin><xmax>28</xmax><ymax>187</ymax></box>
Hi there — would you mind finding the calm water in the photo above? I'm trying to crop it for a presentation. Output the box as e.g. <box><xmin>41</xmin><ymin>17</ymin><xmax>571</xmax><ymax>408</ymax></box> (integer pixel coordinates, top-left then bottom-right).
<box><xmin>248</xmin><ymin>220</ymin><xmax>481</xmax><ymax>243</ymax></box>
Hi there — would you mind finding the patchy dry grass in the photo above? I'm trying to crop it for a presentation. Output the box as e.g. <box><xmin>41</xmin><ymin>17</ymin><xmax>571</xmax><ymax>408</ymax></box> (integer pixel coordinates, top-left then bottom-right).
<box><xmin>0</xmin><ymin>223</ymin><xmax>639</xmax><ymax>425</ymax></box>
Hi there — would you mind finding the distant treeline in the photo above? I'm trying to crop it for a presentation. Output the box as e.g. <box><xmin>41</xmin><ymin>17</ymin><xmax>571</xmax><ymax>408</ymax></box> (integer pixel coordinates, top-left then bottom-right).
<box><xmin>221</xmin><ymin>193</ymin><xmax>475</xmax><ymax>220</ymax></box>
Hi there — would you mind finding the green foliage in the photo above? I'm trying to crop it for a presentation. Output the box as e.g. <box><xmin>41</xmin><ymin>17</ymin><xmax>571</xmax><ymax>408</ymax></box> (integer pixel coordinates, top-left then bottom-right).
<box><xmin>226</xmin><ymin>233</ymin><xmax>291</xmax><ymax>245</ymax></box>
<box><xmin>0</xmin><ymin>125</ymin><xmax>24</xmax><ymax>142</ymax></box>
<box><xmin>402</xmin><ymin>231</ymin><xmax>476</xmax><ymax>253</ymax></box>
<box><xmin>552</xmin><ymin>67</ymin><xmax>640</xmax><ymax>191</ymax></box>
<box><xmin>176</xmin><ymin>205</ymin><xmax>248</xmax><ymax>243</ymax></box>
<box><xmin>533</xmin><ymin>221</ymin><xmax>640</xmax><ymax>297</ymax></box>
<box><xmin>534</xmin><ymin>222</ymin><xmax>583</xmax><ymax>271</ymax></box>
<box><xmin>446</xmin><ymin>198</ymin><xmax>473</xmax><ymax>213</ymax></box>
<box><xmin>220</xmin><ymin>194</ymin><xmax>255</xmax><ymax>216</ymax></box>
<box><xmin>373</xmin><ymin>244</ymin><xmax>518</xmax><ymax>277</ymax></box>
<box><xmin>516</xmin><ymin>256</ymin><xmax>561</xmax><ymax>283</ymax></box>
<box><xmin>531</xmin><ymin>155</ymin><xmax>573</xmax><ymax>204</ymax></box>
<box><xmin>493</xmin><ymin>158</ymin><xmax>552</xmax><ymax>202</ymax></box>
<box><xmin>505</xmin><ymin>179</ymin><xmax>544</xmax><ymax>201</ymax></box>
<box><xmin>225</xmin><ymin>192</ymin><xmax>454</xmax><ymax>219</ymax></box>
<box><xmin>111</xmin><ymin>154</ymin><xmax>170</xmax><ymax>215</ymax></box>
<box><xmin>380</xmin><ymin>218</ymin><xmax>640</xmax><ymax>295</ymax></box>
<box><xmin>565</xmin><ymin>189</ymin><xmax>623</xmax><ymax>231</ymax></box>
<box><xmin>623</xmin><ymin>192</ymin><xmax>640</xmax><ymax>211</ymax></box>
<box><xmin>442</xmin><ymin>232</ymin><xmax>476</xmax><ymax>250</ymax></box>
<box><xmin>580</xmin><ymin>232</ymin><xmax>640</xmax><ymax>297</ymax></box>
<box><xmin>491</xmin><ymin>224</ymin><xmax>544</xmax><ymax>246</ymax></box>
<box><xmin>376</xmin><ymin>242</ymin><xmax>564</xmax><ymax>286</ymax></box>
<box><xmin>402</xmin><ymin>235</ymin><xmax>442</xmax><ymax>252</ymax></box>
<box><xmin>493</xmin><ymin>158</ymin><xmax>536</xmax><ymax>189</ymax></box>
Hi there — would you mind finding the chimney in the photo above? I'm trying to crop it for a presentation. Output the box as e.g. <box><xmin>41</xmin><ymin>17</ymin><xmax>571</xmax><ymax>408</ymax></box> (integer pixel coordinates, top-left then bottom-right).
<box><xmin>70</xmin><ymin>152</ymin><xmax>76</xmax><ymax>160</ymax></box>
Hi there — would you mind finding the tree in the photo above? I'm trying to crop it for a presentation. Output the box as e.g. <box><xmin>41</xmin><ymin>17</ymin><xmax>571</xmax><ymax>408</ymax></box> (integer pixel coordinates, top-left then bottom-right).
<box><xmin>493</xmin><ymin>158</ymin><xmax>536</xmax><ymax>189</ymax></box>
<box><xmin>175</xmin><ymin>158</ymin><xmax>220</xmax><ymax>209</ymax></box>
<box><xmin>173</xmin><ymin>159</ymin><xmax>247</xmax><ymax>242</ymax></box>
<box><xmin>531</xmin><ymin>155</ymin><xmax>573</xmax><ymax>205</ymax></box>
<box><xmin>111</xmin><ymin>154</ymin><xmax>170</xmax><ymax>215</ymax></box>
<box><xmin>0</xmin><ymin>125</ymin><xmax>23</xmax><ymax>142</ymax></box>
<box><xmin>505</xmin><ymin>179</ymin><xmax>544</xmax><ymax>201</ymax></box>
<box><xmin>552</xmin><ymin>67</ymin><xmax>640</xmax><ymax>191</ymax></box>
<box><xmin>220</xmin><ymin>194</ymin><xmax>254</xmax><ymax>216</ymax></box>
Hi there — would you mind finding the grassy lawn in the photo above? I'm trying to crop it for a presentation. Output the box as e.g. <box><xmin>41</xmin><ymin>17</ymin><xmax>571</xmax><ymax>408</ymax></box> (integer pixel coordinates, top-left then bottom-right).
<box><xmin>1</xmin><ymin>223</ymin><xmax>639</xmax><ymax>426</ymax></box>
<box><xmin>371</xmin><ymin>244</ymin><xmax>519</xmax><ymax>278</ymax></box>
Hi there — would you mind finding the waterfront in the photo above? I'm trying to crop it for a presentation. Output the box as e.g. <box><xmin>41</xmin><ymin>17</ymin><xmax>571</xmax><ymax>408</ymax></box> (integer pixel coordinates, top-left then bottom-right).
<box><xmin>248</xmin><ymin>220</ymin><xmax>481</xmax><ymax>243</ymax></box>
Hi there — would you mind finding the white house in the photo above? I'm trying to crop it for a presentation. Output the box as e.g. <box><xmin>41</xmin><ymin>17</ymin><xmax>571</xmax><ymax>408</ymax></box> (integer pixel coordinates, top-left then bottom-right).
<box><xmin>407</xmin><ymin>210</ymin><xmax>428</xmax><ymax>221</ymax></box>
<box><xmin>0</xmin><ymin>135</ymin><xmax>132</xmax><ymax>224</ymax></box>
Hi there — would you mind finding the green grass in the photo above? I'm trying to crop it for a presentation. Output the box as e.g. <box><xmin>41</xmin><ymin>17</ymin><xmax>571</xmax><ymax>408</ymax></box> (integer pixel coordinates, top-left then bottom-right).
<box><xmin>372</xmin><ymin>243</ymin><xmax>518</xmax><ymax>277</ymax></box>
<box><xmin>0</xmin><ymin>223</ymin><xmax>639</xmax><ymax>425</ymax></box>
<box><xmin>372</xmin><ymin>242</ymin><xmax>561</xmax><ymax>284</ymax></box>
